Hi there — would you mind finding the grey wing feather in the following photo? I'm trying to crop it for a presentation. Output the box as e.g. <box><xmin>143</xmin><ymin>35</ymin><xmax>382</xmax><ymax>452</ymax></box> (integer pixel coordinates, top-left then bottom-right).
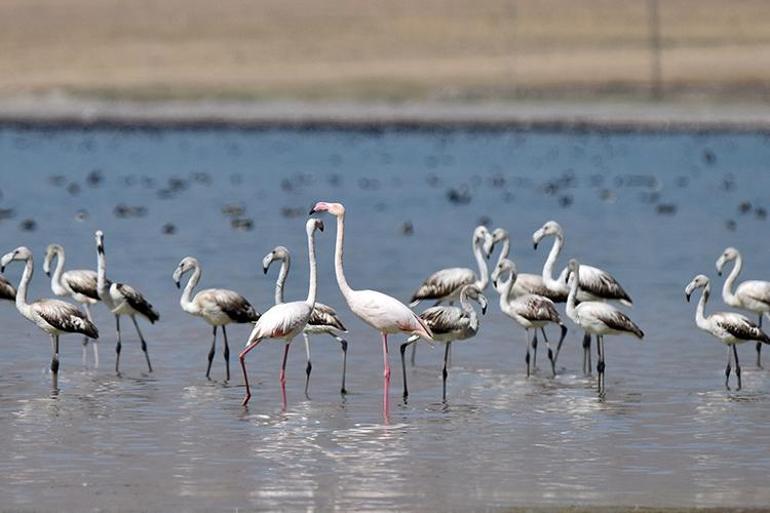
<box><xmin>217</xmin><ymin>291</ymin><xmax>260</xmax><ymax>323</ymax></box>
<box><xmin>411</xmin><ymin>268</ymin><xmax>475</xmax><ymax>303</ymax></box>
<box><xmin>308</xmin><ymin>302</ymin><xmax>346</xmax><ymax>331</ymax></box>
<box><xmin>419</xmin><ymin>306</ymin><xmax>467</xmax><ymax>335</ymax></box>
<box><xmin>63</xmin><ymin>270</ymin><xmax>103</xmax><ymax>301</ymax></box>
<box><xmin>520</xmin><ymin>295</ymin><xmax>561</xmax><ymax>323</ymax></box>
<box><xmin>581</xmin><ymin>268</ymin><xmax>632</xmax><ymax>303</ymax></box>
<box><xmin>117</xmin><ymin>283</ymin><xmax>160</xmax><ymax>323</ymax></box>
<box><xmin>0</xmin><ymin>274</ymin><xmax>16</xmax><ymax>301</ymax></box>
<box><xmin>601</xmin><ymin>309</ymin><xmax>644</xmax><ymax>338</ymax></box>
<box><xmin>716</xmin><ymin>315</ymin><xmax>770</xmax><ymax>343</ymax></box>
<box><xmin>34</xmin><ymin>299</ymin><xmax>99</xmax><ymax>338</ymax></box>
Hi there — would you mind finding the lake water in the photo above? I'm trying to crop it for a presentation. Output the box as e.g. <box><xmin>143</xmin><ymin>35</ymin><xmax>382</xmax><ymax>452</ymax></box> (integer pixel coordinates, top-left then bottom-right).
<box><xmin>1</xmin><ymin>125</ymin><xmax>769</xmax><ymax>511</ymax></box>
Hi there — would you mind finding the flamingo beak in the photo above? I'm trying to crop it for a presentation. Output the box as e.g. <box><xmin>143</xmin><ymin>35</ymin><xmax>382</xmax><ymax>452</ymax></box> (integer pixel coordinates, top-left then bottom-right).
<box><xmin>482</xmin><ymin>304</ymin><xmax>487</xmax><ymax>315</ymax></box>
<box><xmin>174</xmin><ymin>280</ymin><xmax>180</xmax><ymax>289</ymax></box>
<box><xmin>45</xmin><ymin>270</ymin><xmax>51</xmax><ymax>277</ymax></box>
<box><xmin>717</xmin><ymin>270</ymin><xmax>722</xmax><ymax>276</ymax></box>
<box><xmin>685</xmin><ymin>292</ymin><xmax>691</xmax><ymax>302</ymax></box>
<box><xmin>533</xmin><ymin>241</ymin><xmax>538</xmax><ymax>250</ymax></box>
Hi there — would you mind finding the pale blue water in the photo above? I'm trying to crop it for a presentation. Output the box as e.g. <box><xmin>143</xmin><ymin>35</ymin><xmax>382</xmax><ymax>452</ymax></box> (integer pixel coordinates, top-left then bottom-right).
<box><xmin>1</xmin><ymin>126</ymin><xmax>769</xmax><ymax>511</ymax></box>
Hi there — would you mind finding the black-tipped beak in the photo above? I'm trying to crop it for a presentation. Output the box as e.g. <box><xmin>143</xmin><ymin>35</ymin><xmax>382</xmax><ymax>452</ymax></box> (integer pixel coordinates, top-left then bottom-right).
<box><xmin>0</xmin><ymin>265</ymin><xmax>4</xmax><ymax>273</ymax></box>
<box><xmin>45</xmin><ymin>270</ymin><xmax>51</xmax><ymax>277</ymax></box>
<box><xmin>717</xmin><ymin>271</ymin><xmax>722</xmax><ymax>277</ymax></box>
<box><xmin>482</xmin><ymin>304</ymin><xmax>487</xmax><ymax>315</ymax></box>
<box><xmin>308</xmin><ymin>207</ymin><xmax>316</xmax><ymax>215</ymax></box>
<box><xmin>263</xmin><ymin>266</ymin><xmax>268</xmax><ymax>275</ymax></box>
<box><xmin>685</xmin><ymin>292</ymin><xmax>691</xmax><ymax>302</ymax></box>
<box><xmin>533</xmin><ymin>242</ymin><xmax>538</xmax><ymax>250</ymax></box>
<box><xmin>175</xmin><ymin>280</ymin><xmax>180</xmax><ymax>289</ymax></box>
<box><xmin>492</xmin><ymin>279</ymin><xmax>498</xmax><ymax>288</ymax></box>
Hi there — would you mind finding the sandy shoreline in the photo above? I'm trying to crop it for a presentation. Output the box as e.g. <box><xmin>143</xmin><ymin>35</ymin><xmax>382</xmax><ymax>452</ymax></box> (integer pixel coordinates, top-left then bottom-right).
<box><xmin>2</xmin><ymin>95</ymin><xmax>770</xmax><ymax>133</ymax></box>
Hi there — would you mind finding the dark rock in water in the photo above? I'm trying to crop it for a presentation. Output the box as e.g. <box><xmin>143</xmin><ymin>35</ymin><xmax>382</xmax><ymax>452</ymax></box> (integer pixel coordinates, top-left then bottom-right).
<box><xmin>75</xmin><ymin>209</ymin><xmax>89</xmax><ymax>222</ymax></box>
<box><xmin>656</xmin><ymin>203</ymin><xmax>677</xmax><ymax>215</ymax></box>
<box><xmin>114</xmin><ymin>204</ymin><xmax>147</xmax><ymax>218</ymax></box>
<box><xmin>86</xmin><ymin>170</ymin><xmax>104</xmax><ymax>187</ymax></box>
<box><xmin>281</xmin><ymin>207</ymin><xmax>304</xmax><ymax>219</ymax></box>
<box><xmin>725</xmin><ymin>219</ymin><xmax>737</xmax><ymax>231</ymax></box>
<box><xmin>66</xmin><ymin>182</ymin><xmax>80</xmax><ymax>195</ymax></box>
<box><xmin>478</xmin><ymin>216</ymin><xmax>492</xmax><ymax>227</ymax></box>
<box><xmin>0</xmin><ymin>208</ymin><xmax>15</xmax><ymax>220</ymax></box>
<box><xmin>447</xmin><ymin>186</ymin><xmax>472</xmax><ymax>205</ymax></box>
<box><xmin>222</xmin><ymin>203</ymin><xmax>245</xmax><ymax>218</ymax></box>
<box><xmin>162</xmin><ymin>223</ymin><xmax>176</xmax><ymax>235</ymax></box>
<box><xmin>401</xmin><ymin>221</ymin><xmax>414</xmax><ymax>236</ymax></box>
<box><xmin>19</xmin><ymin>219</ymin><xmax>36</xmax><ymax>231</ymax></box>
<box><xmin>231</xmin><ymin>218</ymin><xmax>253</xmax><ymax>231</ymax></box>
<box><xmin>738</xmin><ymin>201</ymin><xmax>752</xmax><ymax>214</ymax></box>
<box><xmin>755</xmin><ymin>207</ymin><xmax>767</xmax><ymax>220</ymax></box>
<box><xmin>48</xmin><ymin>175</ymin><xmax>66</xmax><ymax>187</ymax></box>
<box><xmin>488</xmin><ymin>174</ymin><xmax>505</xmax><ymax>188</ymax></box>
<box><xmin>167</xmin><ymin>177</ymin><xmax>188</xmax><ymax>193</ymax></box>
<box><xmin>558</xmin><ymin>194</ymin><xmax>573</xmax><ymax>208</ymax></box>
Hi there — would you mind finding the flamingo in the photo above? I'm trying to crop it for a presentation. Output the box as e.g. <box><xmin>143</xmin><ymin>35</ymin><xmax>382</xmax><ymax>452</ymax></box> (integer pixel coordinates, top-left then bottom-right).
<box><xmin>238</xmin><ymin>219</ymin><xmax>323</xmax><ymax>407</ymax></box>
<box><xmin>309</xmin><ymin>201</ymin><xmax>433</xmax><ymax>416</ymax></box>
<box><xmin>686</xmin><ymin>274</ymin><xmax>770</xmax><ymax>391</ymax></box>
<box><xmin>263</xmin><ymin>245</ymin><xmax>349</xmax><ymax>397</ymax></box>
<box><xmin>492</xmin><ymin>259</ymin><xmax>567</xmax><ymax>377</ymax></box>
<box><xmin>0</xmin><ymin>273</ymin><xmax>15</xmax><ymax>301</ymax></box>
<box><xmin>173</xmin><ymin>256</ymin><xmax>260</xmax><ymax>381</ymax></box>
<box><xmin>565</xmin><ymin>259</ymin><xmax>643</xmax><ymax>395</ymax></box>
<box><xmin>716</xmin><ymin>247</ymin><xmax>770</xmax><ymax>368</ymax></box>
<box><xmin>95</xmin><ymin>230</ymin><xmax>159</xmax><ymax>374</ymax></box>
<box><xmin>533</xmin><ymin>220</ymin><xmax>632</xmax><ymax>374</ymax></box>
<box><xmin>43</xmin><ymin>243</ymin><xmax>104</xmax><ymax>367</ymax></box>
<box><xmin>1</xmin><ymin>247</ymin><xmax>98</xmax><ymax>390</ymax></box>
<box><xmin>400</xmin><ymin>284</ymin><xmax>487</xmax><ymax>402</ymax></box>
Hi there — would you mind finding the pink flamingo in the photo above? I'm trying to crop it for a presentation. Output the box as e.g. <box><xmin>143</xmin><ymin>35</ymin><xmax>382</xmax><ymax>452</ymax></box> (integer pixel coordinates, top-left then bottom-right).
<box><xmin>238</xmin><ymin>218</ymin><xmax>323</xmax><ymax>407</ymax></box>
<box><xmin>309</xmin><ymin>201</ymin><xmax>433</xmax><ymax>415</ymax></box>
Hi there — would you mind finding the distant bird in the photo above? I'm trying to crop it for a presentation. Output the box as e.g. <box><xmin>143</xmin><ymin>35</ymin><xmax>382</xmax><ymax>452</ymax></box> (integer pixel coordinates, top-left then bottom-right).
<box><xmin>1</xmin><ymin>247</ymin><xmax>98</xmax><ymax>390</ymax></box>
<box><xmin>239</xmin><ymin>219</ymin><xmax>323</xmax><ymax>407</ymax></box>
<box><xmin>95</xmin><ymin>230</ymin><xmax>159</xmax><ymax>374</ymax></box>
<box><xmin>565</xmin><ymin>259</ymin><xmax>643</xmax><ymax>395</ymax></box>
<box><xmin>0</xmin><ymin>273</ymin><xmax>16</xmax><ymax>301</ymax></box>
<box><xmin>400</xmin><ymin>284</ymin><xmax>487</xmax><ymax>402</ymax></box>
<box><xmin>43</xmin><ymin>243</ymin><xmax>104</xmax><ymax>367</ymax></box>
<box><xmin>173</xmin><ymin>256</ymin><xmax>260</xmax><ymax>381</ymax></box>
<box><xmin>310</xmin><ymin>201</ymin><xmax>433</xmax><ymax>416</ymax></box>
<box><xmin>716</xmin><ymin>247</ymin><xmax>770</xmax><ymax>368</ymax></box>
<box><xmin>686</xmin><ymin>274</ymin><xmax>770</xmax><ymax>391</ymax></box>
<box><xmin>493</xmin><ymin>259</ymin><xmax>567</xmax><ymax>377</ymax></box>
<box><xmin>263</xmin><ymin>245</ymin><xmax>349</xmax><ymax>397</ymax></box>
<box><xmin>533</xmin><ymin>220</ymin><xmax>632</xmax><ymax>374</ymax></box>
<box><xmin>409</xmin><ymin>225</ymin><xmax>492</xmax><ymax>307</ymax></box>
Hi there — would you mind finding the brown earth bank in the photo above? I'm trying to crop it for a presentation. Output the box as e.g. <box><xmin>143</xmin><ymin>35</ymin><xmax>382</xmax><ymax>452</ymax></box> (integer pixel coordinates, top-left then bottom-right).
<box><xmin>1</xmin><ymin>0</ymin><xmax>769</xmax><ymax>104</ymax></box>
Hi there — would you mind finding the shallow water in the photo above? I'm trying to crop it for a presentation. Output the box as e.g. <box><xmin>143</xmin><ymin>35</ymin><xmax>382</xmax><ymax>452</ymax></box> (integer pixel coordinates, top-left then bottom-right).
<box><xmin>1</xmin><ymin>126</ymin><xmax>770</xmax><ymax>511</ymax></box>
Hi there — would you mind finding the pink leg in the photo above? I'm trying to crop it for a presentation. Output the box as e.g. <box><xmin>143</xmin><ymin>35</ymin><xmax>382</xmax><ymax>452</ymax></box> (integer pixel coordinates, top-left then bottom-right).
<box><xmin>280</xmin><ymin>343</ymin><xmax>290</xmax><ymax>410</ymax></box>
<box><xmin>239</xmin><ymin>339</ymin><xmax>261</xmax><ymax>406</ymax></box>
<box><xmin>382</xmin><ymin>333</ymin><xmax>391</xmax><ymax>416</ymax></box>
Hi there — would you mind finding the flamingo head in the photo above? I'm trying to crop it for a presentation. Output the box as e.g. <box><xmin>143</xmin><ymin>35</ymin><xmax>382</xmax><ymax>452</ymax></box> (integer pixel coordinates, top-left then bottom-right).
<box><xmin>262</xmin><ymin>245</ymin><xmax>290</xmax><ymax>274</ymax></box>
<box><xmin>309</xmin><ymin>201</ymin><xmax>345</xmax><ymax>217</ymax></box>
<box><xmin>173</xmin><ymin>256</ymin><xmax>199</xmax><ymax>288</ymax></box>
<box><xmin>473</xmin><ymin>225</ymin><xmax>492</xmax><ymax>256</ymax></box>
<box><xmin>715</xmin><ymin>247</ymin><xmax>738</xmax><ymax>276</ymax></box>
<box><xmin>566</xmin><ymin>258</ymin><xmax>580</xmax><ymax>285</ymax></box>
<box><xmin>532</xmin><ymin>220</ymin><xmax>562</xmax><ymax>250</ymax></box>
<box><xmin>685</xmin><ymin>274</ymin><xmax>710</xmax><ymax>302</ymax></box>
<box><xmin>43</xmin><ymin>243</ymin><xmax>63</xmax><ymax>277</ymax></box>
<box><xmin>95</xmin><ymin>230</ymin><xmax>105</xmax><ymax>255</ymax></box>
<box><xmin>484</xmin><ymin>227</ymin><xmax>507</xmax><ymax>258</ymax></box>
<box><xmin>1</xmin><ymin>246</ymin><xmax>32</xmax><ymax>273</ymax></box>
<box><xmin>306</xmin><ymin>218</ymin><xmax>325</xmax><ymax>235</ymax></box>
<box><xmin>492</xmin><ymin>258</ymin><xmax>517</xmax><ymax>290</ymax></box>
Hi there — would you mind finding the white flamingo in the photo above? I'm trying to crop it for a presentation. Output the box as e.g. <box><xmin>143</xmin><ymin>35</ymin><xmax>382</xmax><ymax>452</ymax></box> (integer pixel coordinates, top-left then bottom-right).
<box><xmin>565</xmin><ymin>259</ymin><xmax>643</xmax><ymax>395</ymax></box>
<box><xmin>263</xmin><ymin>245</ymin><xmax>349</xmax><ymax>397</ymax></box>
<box><xmin>400</xmin><ymin>284</ymin><xmax>487</xmax><ymax>402</ymax></box>
<box><xmin>533</xmin><ymin>220</ymin><xmax>632</xmax><ymax>374</ymax></box>
<box><xmin>173</xmin><ymin>256</ymin><xmax>260</xmax><ymax>382</ymax></box>
<box><xmin>716</xmin><ymin>247</ymin><xmax>770</xmax><ymax>368</ymax></box>
<box><xmin>686</xmin><ymin>274</ymin><xmax>770</xmax><ymax>391</ymax></box>
<box><xmin>43</xmin><ymin>243</ymin><xmax>104</xmax><ymax>367</ymax></box>
<box><xmin>95</xmin><ymin>230</ymin><xmax>159</xmax><ymax>374</ymax></box>
<box><xmin>493</xmin><ymin>259</ymin><xmax>567</xmax><ymax>377</ymax></box>
<box><xmin>238</xmin><ymin>219</ymin><xmax>323</xmax><ymax>407</ymax></box>
<box><xmin>310</xmin><ymin>201</ymin><xmax>433</xmax><ymax>416</ymax></box>
<box><xmin>1</xmin><ymin>247</ymin><xmax>99</xmax><ymax>390</ymax></box>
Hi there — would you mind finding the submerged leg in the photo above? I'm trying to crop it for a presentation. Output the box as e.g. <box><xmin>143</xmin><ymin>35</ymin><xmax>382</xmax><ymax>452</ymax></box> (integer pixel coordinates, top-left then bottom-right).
<box><xmin>303</xmin><ymin>333</ymin><xmax>312</xmax><ymax>399</ymax></box>
<box><xmin>554</xmin><ymin>324</ymin><xmax>568</xmax><ymax>366</ymax></box>
<box><xmin>238</xmin><ymin>339</ymin><xmax>261</xmax><ymax>406</ymax></box>
<box><xmin>733</xmin><ymin>344</ymin><xmax>742</xmax><ymax>391</ymax></box>
<box><xmin>82</xmin><ymin>303</ymin><xmax>93</xmax><ymax>367</ymax></box>
<box><xmin>115</xmin><ymin>315</ymin><xmax>122</xmax><ymax>375</ymax></box>
<box><xmin>597</xmin><ymin>335</ymin><xmax>606</xmax><ymax>396</ymax></box>
<box><xmin>442</xmin><ymin>342</ymin><xmax>451</xmax><ymax>402</ymax></box>
<box><xmin>206</xmin><ymin>326</ymin><xmax>217</xmax><ymax>379</ymax></box>
<box><xmin>336</xmin><ymin>336</ymin><xmax>348</xmax><ymax>395</ymax></box>
<box><xmin>410</xmin><ymin>342</ymin><xmax>417</xmax><ymax>367</ymax></box>
<box><xmin>582</xmin><ymin>332</ymin><xmax>592</xmax><ymax>375</ymax></box>
<box><xmin>50</xmin><ymin>334</ymin><xmax>60</xmax><ymax>391</ymax></box>
<box><xmin>400</xmin><ymin>339</ymin><xmax>416</xmax><ymax>400</ymax></box>
<box><xmin>131</xmin><ymin>316</ymin><xmax>153</xmax><ymax>373</ymax></box>
<box><xmin>280</xmin><ymin>343</ymin><xmax>291</xmax><ymax>409</ymax></box>
<box><xmin>757</xmin><ymin>314</ymin><xmax>763</xmax><ymax>368</ymax></box>
<box><xmin>724</xmin><ymin>345</ymin><xmax>733</xmax><ymax>391</ymax></box>
<box><xmin>531</xmin><ymin>330</ymin><xmax>538</xmax><ymax>370</ymax></box>
<box><xmin>541</xmin><ymin>331</ymin><xmax>558</xmax><ymax>377</ymax></box>
<box><xmin>382</xmin><ymin>333</ymin><xmax>391</xmax><ymax>417</ymax></box>
<box><xmin>525</xmin><ymin>330</ymin><xmax>531</xmax><ymax>377</ymax></box>
<box><xmin>222</xmin><ymin>325</ymin><xmax>231</xmax><ymax>382</ymax></box>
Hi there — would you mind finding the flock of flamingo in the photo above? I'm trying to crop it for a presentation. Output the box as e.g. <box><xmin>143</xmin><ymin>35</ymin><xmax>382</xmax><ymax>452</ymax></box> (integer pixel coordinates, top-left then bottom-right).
<box><xmin>1</xmin><ymin>201</ymin><xmax>769</xmax><ymax>413</ymax></box>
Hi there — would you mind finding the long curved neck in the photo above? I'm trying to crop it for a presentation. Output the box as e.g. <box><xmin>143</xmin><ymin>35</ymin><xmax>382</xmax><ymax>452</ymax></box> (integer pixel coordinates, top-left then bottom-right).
<box><xmin>495</xmin><ymin>237</ymin><xmax>510</xmax><ymax>270</ymax></box>
<box><xmin>460</xmin><ymin>291</ymin><xmax>479</xmax><ymax>332</ymax></box>
<box><xmin>473</xmin><ymin>240</ymin><xmax>489</xmax><ymax>290</ymax></box>
<box><xmin>180</xmin><ymin>265</ymin><xmax>201</xmax><ymax>312</ymax></box>
<box><xmin>722</xmin><ymin>256</ymin><xmax>742</xmax><ymax>306</ymax></box>
<box><xmin>542</xmin><ymin>234</ymin><xmax>564</xmax><ymax>288</ymax></box>
<box><xmin>274</xmin><ymin>256</ymin><xmax>290</xmax><ymax>304</ymax></box>
<box><xmin>333</xmin><ymin>213</ymin><xmax>355</xmax><ymax>302</ymax></box>
<box><xmin>50</xmin><ymin>250</ymin><xmax>66</xmax><ymax>294</ymax></box>
<box><xmin>566</xmin><ymin>269</ymin><xmax>579</xmax><ymax>319</ymax></box>
<box><xmin>306</xmin><ymin>228</ymin><xmax>318</xmax><ymax>306</ymax></box>
<box><xmin>15</xmin><ymin>257</ymin><xmax>33</xmax><ymax>316</ymax></box>
<box><xmin>696</xmin><ymin>286</ymin><xmax>711</xmax><ymax>330</ymax></box>
<box><xmin>497</xmin><ymin>273</ymin><xmax>515</xmax><ymax>311</ymax></box>
<box><xmin>97</xmin><ymin>247</ymin><xmax>109</xmax><ymax>298</ymax></box>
